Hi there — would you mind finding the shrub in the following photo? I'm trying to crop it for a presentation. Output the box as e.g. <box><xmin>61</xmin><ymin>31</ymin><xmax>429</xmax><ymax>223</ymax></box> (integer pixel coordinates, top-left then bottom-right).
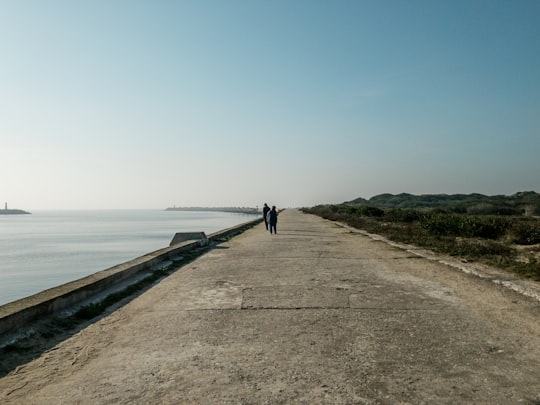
<box><xmin>420</xmin><ymin>213</ymin><xmax>509</xmax><ymax>239</ymax></box>
<box><xmin>469</xmin><ymin>216</ymin><xmax>510</xmax><ymax>239</ymax></box>
<box><xmin>420</xmin><ymin>213</ymin><xmax>459</xmax><ymax>236</ymax></box>
<box><xmin>384</xmin><ymin>208</ymin><xmax>423</xmax><ymax>223</ymax></box>
<box><xmin>510</xmin><ymin>262</ymin><xmax>540</xmax><ymax>280</ymax></box>
<box><xmin>511</xmin><ymin>220</ymin><xmax>540</xmax><ymax>245</ymax></box>
<box><xmin>467</xmin><ymin>203</ymin><xmax>521</xmax><ymax>216</ymax></box>
<box><xmin>357</xmin><ymin>205</ymin><xmax>385</xmax><ymax>218</ymax></box>
<box><xmin>451</xmin><ymin>238</ymin><xmax>514</xmax><ymax>258</ymax></box>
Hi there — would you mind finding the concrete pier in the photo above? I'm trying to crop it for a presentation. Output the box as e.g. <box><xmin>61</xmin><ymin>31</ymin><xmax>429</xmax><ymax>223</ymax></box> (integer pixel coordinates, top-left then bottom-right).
<box><xmin>1</xmin><ymin>209</ymin><xmax>540</xmax><ymax>403</ymax></box>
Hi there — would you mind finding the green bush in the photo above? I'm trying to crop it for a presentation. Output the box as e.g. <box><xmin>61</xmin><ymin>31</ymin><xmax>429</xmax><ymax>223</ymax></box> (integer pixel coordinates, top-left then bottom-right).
<box><xmin>511</xmin><ymin>262</ymin><xmax>540</xmax><ymax>280</ymax></box>
<box><xmin>384</xmin><ymin>208</ymin><xmax>423</xmax><ymax>223</ymax></box>
<box><xmin>420</xmin><ymin>213</ymin><xmax>509</xmax><ymax>239</ymax></box>
<box><xmin>469</xmin><ymin>216</ymin><xmax>510</xmax><ymax>239</ymax></box>
<box><xmin>357</xmin><ymin>205</ymin><xmax>385</xmax><ymax>218</ymax></box>
<box><xmin>511</xmin><ymin>220</ymin><xmax>540</xmax><ymax>245</ymax></box>
<box><xmin>466</xmin><ymin>203</ymin><xmax>521</xmax><ymax>216</ymax></box>
<box><xmin>450</xmin><ymin>238</ymin><xmax>514</xmax><ymax>258</ymax></box>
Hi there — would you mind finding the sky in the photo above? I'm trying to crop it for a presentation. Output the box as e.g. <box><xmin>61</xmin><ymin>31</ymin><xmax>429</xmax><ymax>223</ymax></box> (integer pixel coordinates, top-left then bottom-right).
<box><xmin>1</xmin><ymin>0</ymin><xmax>539</xmax><ymax>210</ymax></box>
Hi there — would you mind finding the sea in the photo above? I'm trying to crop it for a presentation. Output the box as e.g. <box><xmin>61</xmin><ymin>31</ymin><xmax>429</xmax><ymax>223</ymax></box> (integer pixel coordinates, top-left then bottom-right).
<box><xmin>0</xmin><ymin>209</ymin><xmax>259</xmax><ymax>307</ymax></box>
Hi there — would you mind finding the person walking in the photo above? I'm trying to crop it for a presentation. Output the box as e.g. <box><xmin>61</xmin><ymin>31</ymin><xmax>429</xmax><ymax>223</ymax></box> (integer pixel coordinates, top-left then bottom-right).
<box><xmin>268</xmin><ymin>206</ymin><xmax>278</xmax><ymax>235</ymax></box>
<box><xmin>262</xmin><ymin>203</ymin><xmax>270</xmax><ymax>230</ymax></box>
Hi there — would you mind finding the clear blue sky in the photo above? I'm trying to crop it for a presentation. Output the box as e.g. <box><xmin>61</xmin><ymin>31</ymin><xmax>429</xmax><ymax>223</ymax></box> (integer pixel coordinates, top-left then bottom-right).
<box><xmin>1</xmin><ymin>0</ymin><xmax>539</xmax><ymax>209</ymax></box>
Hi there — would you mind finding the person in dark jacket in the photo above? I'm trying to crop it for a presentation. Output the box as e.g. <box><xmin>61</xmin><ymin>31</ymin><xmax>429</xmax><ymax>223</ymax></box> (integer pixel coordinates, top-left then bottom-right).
<box><xmin>268</xmin><ymin>206</ymin><xmax>278</xmax><ymax>234</ymax></box>
<box><xmin>262</xmin><ymin>203</ymin><xmax>270</xmax><ymax>230</ymax></box>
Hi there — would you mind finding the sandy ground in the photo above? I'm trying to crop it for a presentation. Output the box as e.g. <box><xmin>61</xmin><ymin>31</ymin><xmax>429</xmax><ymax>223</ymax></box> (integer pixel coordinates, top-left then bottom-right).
<box><xmin>1</xmin><ymin>209</ymin><xmax>539</xmax><ymax>404</ymax></box>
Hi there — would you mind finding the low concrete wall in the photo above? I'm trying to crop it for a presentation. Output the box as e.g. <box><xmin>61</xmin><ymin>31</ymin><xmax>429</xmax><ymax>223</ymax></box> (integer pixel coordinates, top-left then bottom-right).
<box><xmin>0</xmin><ymin>216</ymin><xmax>262</xmax><ymax>341</ymax></box>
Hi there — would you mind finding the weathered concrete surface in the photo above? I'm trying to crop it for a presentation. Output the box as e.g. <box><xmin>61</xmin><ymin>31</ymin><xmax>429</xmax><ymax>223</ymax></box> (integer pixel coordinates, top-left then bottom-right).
<box><xmin>1</xmin><ymin>209</ymin><xmax>540</xmax><ymax>404</ymax></box>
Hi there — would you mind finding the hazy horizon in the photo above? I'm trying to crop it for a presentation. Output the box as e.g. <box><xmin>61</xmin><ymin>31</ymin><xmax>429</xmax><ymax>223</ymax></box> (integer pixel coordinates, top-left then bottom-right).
<box><xmin>4</xmin><ymin>190</ymin><xmax>540</xmax><ymax>212</ymax></box>
<box><xmin>2</xmin><ymin>1</ymin><xmax>539</xmax><ymax>210</ymax></box>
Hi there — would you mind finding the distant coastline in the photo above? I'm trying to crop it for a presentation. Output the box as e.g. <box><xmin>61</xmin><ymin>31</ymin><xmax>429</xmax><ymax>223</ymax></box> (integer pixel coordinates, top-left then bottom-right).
<box><xmin>0</xmin><ymin>209</ymin><xmax>31</xmax><ymax>215</ymax></box>
<box><xmin>165</xmin><ymin>206</ymin><xmax>259</xmax><ymax>214</ymax></box>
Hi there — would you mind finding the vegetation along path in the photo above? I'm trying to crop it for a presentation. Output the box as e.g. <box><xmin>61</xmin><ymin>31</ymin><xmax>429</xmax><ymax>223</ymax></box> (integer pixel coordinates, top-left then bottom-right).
<box><xmin>1</xmin><ymin>209</ymin><xmax>540</xmax><ymax>403</ymax></box>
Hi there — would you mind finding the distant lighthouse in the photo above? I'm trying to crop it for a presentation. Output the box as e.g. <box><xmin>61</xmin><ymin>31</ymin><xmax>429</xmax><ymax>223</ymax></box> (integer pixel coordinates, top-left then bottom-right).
<box><xmin>4</xmin><ymin>202</ymin><xmax>6</xmax><ymax>210</ymax></box>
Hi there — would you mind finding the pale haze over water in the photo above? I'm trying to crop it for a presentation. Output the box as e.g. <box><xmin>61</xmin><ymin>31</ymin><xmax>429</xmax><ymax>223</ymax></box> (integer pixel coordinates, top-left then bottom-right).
<box><xmin>0</xmin><ymin>210</ymin><xmax>258</xmax><ymax>306</ymax></box>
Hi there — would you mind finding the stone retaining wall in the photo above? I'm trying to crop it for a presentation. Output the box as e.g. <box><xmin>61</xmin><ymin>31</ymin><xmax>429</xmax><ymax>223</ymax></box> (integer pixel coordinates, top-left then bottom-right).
<box><xmin>0</xmin><ymin>217</ymin><xmax>262</xmax><ymax>341</ymax></box>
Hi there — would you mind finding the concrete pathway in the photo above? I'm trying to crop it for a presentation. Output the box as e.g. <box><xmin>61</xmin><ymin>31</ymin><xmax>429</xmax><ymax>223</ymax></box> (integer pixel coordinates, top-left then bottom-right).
<box><xmin>1</xmin><ymin>209</ymin><xmax>540</xmax><ymax>404</ymax></box>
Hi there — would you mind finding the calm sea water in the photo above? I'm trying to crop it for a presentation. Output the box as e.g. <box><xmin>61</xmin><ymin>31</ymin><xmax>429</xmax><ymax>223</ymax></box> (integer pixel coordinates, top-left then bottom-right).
<box><xmin>0</xmin><ymin>210</ymin><xmax>258</xmax><ymax>306</ymax></box>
